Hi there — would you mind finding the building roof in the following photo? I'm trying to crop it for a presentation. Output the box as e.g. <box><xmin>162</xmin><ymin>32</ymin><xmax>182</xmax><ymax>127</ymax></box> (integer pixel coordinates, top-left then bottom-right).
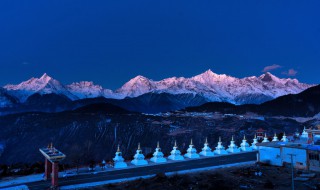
<box><xmin>305</xmin><ymin>129</ymin><xmax>320</xmax><ymax>135</ymax></box>
<box><xmin>39</xmin><ymin>147</ymin><xmax>66</xmax><ymax>162</ymax></box>
<box><xmin>257</xmin><ymin>141</ymin><xmax>320</xmax><ymax>151</ymax></box>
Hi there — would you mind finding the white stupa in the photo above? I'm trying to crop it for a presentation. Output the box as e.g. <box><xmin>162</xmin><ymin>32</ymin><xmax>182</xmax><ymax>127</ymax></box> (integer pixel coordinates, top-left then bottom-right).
<box><xmin>101</xmin><ymin>160</ymin><xmax>107</xmax><ymax>170</ymax></box>
<box><xmin>214</xmin><ymin>137</ymin><xmax>228</xmax><ymax>155</ymax></box>
<box><xmin>168</xmin><ymin>141</ymin><xmax>184</xmax><ymax>161</ymax></box>
<box><xmin>226</xmin><ymin>136</ymin><xmax>240</xmax><ymax>153</ymax></box>
<box><xmin>272</xmin><ymin>133</ymin><xmax>279</xmax><ymax>142</ymax></box>
<box><xmin>131</xmin><ymin>143</ymin><xmax>148</xmax><ymax>166</ymax></box>
<box><xmin>184</xmin><ymin>139</ymin><xmax>200</xmax><ymax>158</ymax></box>
<box><xmin>301</xmin><ymin>127</ymin><xmax>308</xmax><ymax>139</ymax></box>
<box><xmin>113</xmin><ymin>145</ymin><xmax>128</xmax><ymax>169</ymax></box>
<box><xmin>251</xmin><ymin>134</ymin><xmax>258</xmax><ymax>150</ymax></box>
<box><xmin>200</xmin><ymin>138</ymin><xmax>214</xmax><ymax>157</ymax></box>
<box><xmin>281</xmin><ymin>132</ymin><xmax>288</xmax><ymax>142</ymax></box>
<box><xmin>239</xmin><ymin>135</ymin><xmax>253</xmax><ymax>151</ymax></box>
<box><xmin>262</xmin><ymin>133</ymin><xmax>270</xmax><ymax>143</ymax></box>
<box><xmin>150</xmin><ymin>141</ymin><xmax>167</xmax><ymax>163</ymax></box>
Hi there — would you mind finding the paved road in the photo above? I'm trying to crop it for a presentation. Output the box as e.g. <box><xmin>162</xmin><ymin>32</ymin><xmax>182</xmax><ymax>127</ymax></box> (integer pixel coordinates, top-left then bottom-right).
<box><xmin>5</xmin><ymin>151</ymin><xmax>257</xmax><ymax>190</ymax></box>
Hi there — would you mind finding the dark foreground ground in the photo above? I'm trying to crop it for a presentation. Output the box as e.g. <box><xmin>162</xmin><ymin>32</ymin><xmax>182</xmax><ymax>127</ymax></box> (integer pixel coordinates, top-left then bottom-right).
<box><xmin>83</xmin><ymin>164</ymin><xmax>320</xmax><ymax>190</ymax></box>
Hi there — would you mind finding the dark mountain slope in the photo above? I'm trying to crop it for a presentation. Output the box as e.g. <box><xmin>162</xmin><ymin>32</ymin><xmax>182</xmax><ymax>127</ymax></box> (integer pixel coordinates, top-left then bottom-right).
<box><xmin>73</xmin><ymin>103</ymin><xmax>131</xmax><ymax>114</ymax></box>
<box><xmin>24</xmin><ymin>93</ymin><xmax>74</xmax><ymax>112</ymax></box>
<box><xmin>258</xmin><ymin>84</ymin><xmax>320</xmax><ymax>116</ymax></box>
<box><xmin>0</xmin><ymin>87</ymin><xmax>18</xmax><ymax>107</ymax></box>
<box><xmin>19</xmin><ymin>92</ymin><xmax>208</xmax><ymax>114</ymax></box>
<box><xmin>111</xmin><ymin>93</ymin><xmax>208</xmax><ymax>113</ymax></box>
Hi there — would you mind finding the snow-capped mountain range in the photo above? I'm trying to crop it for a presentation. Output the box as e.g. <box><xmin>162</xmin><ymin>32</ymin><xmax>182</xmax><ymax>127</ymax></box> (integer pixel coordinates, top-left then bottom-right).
<box><xmin>1</xmin><ymin>70</ymin><xmax>314</xmax><ymax>106</ymax></box>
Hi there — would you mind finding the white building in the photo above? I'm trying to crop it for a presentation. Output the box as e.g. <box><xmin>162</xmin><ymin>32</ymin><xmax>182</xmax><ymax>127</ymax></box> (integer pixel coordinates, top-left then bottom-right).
<box><xmin>257</xmin><ymin>142</ymin><xmax>308</xmax><ymax>170</ymax></box>
<box><xmin>257</xmin><ymin>128</ymin><xmax>320</xmax><ymax>171</ymax></box>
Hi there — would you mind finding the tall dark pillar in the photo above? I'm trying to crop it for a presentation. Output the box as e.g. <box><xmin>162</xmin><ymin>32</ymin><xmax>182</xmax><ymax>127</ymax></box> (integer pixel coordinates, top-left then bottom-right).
<box><xmin>44</xmin><ymin>158</ymin><xmax>52</xmax><ymax>180</ymax></box>
<box><xmin>51</xmin><ymin>162</ymin><xmax>59</xmax><ymax>187</ymax></box>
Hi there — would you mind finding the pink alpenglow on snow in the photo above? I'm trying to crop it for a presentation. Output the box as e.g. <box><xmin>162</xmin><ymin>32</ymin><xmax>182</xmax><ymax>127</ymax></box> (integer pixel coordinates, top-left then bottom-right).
<box><xmin>2</xmin><ymin>70</ymin><xmax>314</xmax><ymax>105</ymax></box>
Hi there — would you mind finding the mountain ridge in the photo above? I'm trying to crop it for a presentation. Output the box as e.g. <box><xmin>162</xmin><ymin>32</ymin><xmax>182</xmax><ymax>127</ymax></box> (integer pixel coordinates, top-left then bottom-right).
<box><xmin>2</xmin><ymin>70</ymin><xmax>314</xmax><ymax>106</ymax></box>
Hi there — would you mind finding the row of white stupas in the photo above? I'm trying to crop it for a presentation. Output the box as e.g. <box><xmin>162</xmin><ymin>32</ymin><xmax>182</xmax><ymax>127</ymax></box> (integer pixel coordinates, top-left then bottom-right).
<box><xmin>112</xmin><ymin>133</ymin><xmax>289</xmax><ymax>169</ymax></box>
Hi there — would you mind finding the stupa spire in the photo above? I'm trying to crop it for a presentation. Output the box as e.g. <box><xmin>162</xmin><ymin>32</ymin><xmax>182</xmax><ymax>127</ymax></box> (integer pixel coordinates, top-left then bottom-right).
<box><xmin>137</xmin><ymin>143</ymin><xmax>141</xmax><ymax>150</ymax></box>
<box><xmin>214</xmin><ymin>136</ymin><xmax>227</xmax><ymax>155</ymax></box>
<box><xmin>301</xmin><ymin>126</ymin><xmax>308</xmax><ymax>139</ymax></box>
<box><xmin>200</xmin><ymin>137</ymin><xmax>214</xmax><ymax>157</ymax></box>
<box><xmin>282</xmin><ymin>132</ymin><xmax>288</xmax><ymax>142</ymax></box>
<box><xmin>184</xmin><ymin>138</ymin><xmax>199</xmax><ymax>158</ymax></box>
<box><xmin>227</xmin><ymin>135</ymin><xmax>240</xmax><ymax>153</ymax></box>
<box><xmin>151</xmin><ymin>141</ymin><xmax>166</xmax><ymax>163</ymax></box>
<box><xmin>251</xmin><ymin>134</ymin><xmax>258</xmax><ymax>150</ymax></box>
<box><xmin>131</xmin><ymin>143</ymin><xmax>148</xmax><ymax>166</ymax></box>
<box><xmin>168</xmin><ymin>140</ymin><xmax>184</xmax><ymax>161</ymax></box>
<box><xmin>113</xmin><ymin>144</ymin><xmax>127</xmax><ymax>168</ymax></box>
<box><xmin>272</xmin><ymin>133</ymin><xmax>279</xmax><ymax>142</ymax></box>
<box><xmin>240</xmin><ymin>134</ymin><xmax>253</xmax><ymax>152</ymax></box>
<box><xmin>262</xmin><ymin>133</ymin><xmax>270</xmax><ymax>143</ymax></box>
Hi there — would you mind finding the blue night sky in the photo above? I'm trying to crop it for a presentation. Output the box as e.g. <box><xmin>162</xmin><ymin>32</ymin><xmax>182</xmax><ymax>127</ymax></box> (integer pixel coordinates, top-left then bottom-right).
<box><xmin>0</xmin><ymin>1</ymin><xmax>319</xmax><ymax>89</ymax></box>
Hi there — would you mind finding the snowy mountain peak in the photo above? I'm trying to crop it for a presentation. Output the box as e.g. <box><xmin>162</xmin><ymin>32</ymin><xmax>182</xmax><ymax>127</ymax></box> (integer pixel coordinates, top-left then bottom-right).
<box><xmin>198</xmin><ymin>69</ymin><xmax>218</xmax><ymax>78</ymax></box>
<box><xmin>116</xmin><ymin>75</ymin><xmax>155</xmax><ymax>97</ymax></box>
<box><xmin>40</xmin><ymin>73</ymin><xmax>51</xmax><ymax>80</ymax></box>
<box><xmin>193</xmin><ymin>69</ymin><xmax>236</xmax><ymax>85</ymax></box>
<box><xmin>4</xmin><ymin>74</ymin><xmax>77</xmax><ymax>102</ymax></box>
<box><xmin>129</xmin><ymin>75</ymin><xmax>151</xmax><ymax>83</ymax></box>
<box><xmin>259</xmin><ymin>72</ymin><xmax>280</xmax><ymax>82</ymax></box>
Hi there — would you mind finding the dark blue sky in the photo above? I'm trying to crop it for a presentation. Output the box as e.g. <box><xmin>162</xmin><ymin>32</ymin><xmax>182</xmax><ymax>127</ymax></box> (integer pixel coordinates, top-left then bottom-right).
<box><xmin>0</xmin><ymin>1</ymin><xmax>319</xmax><ymax>89</ymax></box>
